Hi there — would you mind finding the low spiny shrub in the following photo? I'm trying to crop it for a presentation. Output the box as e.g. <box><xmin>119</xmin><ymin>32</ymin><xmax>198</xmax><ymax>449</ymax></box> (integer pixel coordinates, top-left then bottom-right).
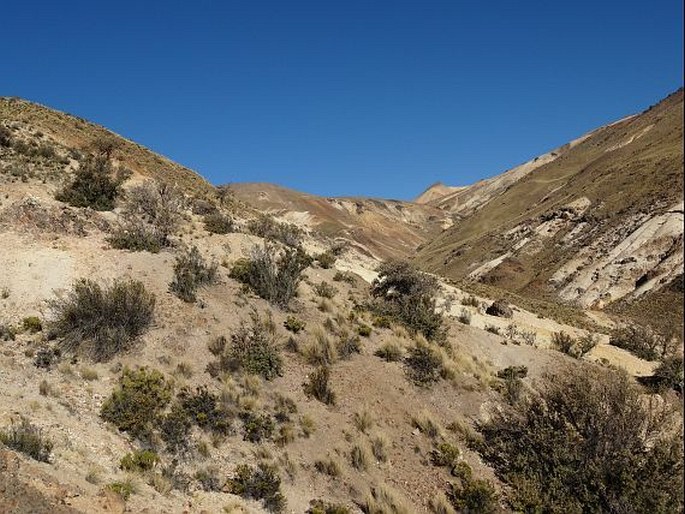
<box><xmin>48</xmin><ymin>278</ymin><xmax>155</xmax><ymax>362</ymax></box>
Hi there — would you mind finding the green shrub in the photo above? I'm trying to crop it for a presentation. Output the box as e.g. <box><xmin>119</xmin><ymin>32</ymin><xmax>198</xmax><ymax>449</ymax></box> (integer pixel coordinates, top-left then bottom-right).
<box><xmin>208</xmin><ymin>311</ymin><xmax>283</xmax><ymax>380</ymax></box>
<box><xmin>496</xmin><ymin>365</ymin><xmax>528</xmax><ymax>405</ymax></box>
<box><xmin>446</xmin><ymin>478</ymin><xmax>498</xmax><ymax>514</ymax></box>
<box><xmin>357</xmin><ymin>324</ymin><xmax>372</xmax><ymax>337</ymax></box>
<box><xmin>107</xmin><ymin>479</ymin><xmax>136</xmax><ymax>501</ymax></box>
<box><xmin>609</xmin><ymin>324</ymin><xmax>673</xmax><ymax>361</ymax></box>
<box><xmin>303</xmin><ymin>366</ymin><xmax>336</xmax><ymax>405</ymax></box>
<box><xmin>100</xmin><ymin>367</ymin><xmax>173</xmax><ymax>440</ymax></box>
<box><xmin>230</xmin><ymin>243</ymin><xmax>309</xmax><ymax>307</ymax></box>
<box><xmin>33</xmin><ymin>346</ymin><xmax>61</xmax><ymax>369</ymax></box>
<box><xmin>89</xmin><ymin>135</ymin><xmax>122</xmax><ymax>158</ymax></box>
<box><xmin>120</xmin><ymin>449</ymin><xmax>159</xmax><ymax>472</ymax></box>
<box><xmin>283</xmin><ymin>316</ymin><xmax>306</xmax><ymax>334</ymax></box>
<box><xmin>370</xmin><ymin>260</ymin><xmax>445</xmax><ymax>342</ymax></box>
<box><xmin>316</xmin><ymin>251</ymin><xmax>337</xmax><ymax>269</ymax></box>
<box><xmin>178</xmin><ymin>386</ymin><xmax>232</xmax><ymax>435</ymax></box>
<box><xmin>651</xmin><ymin>355</ymin><xmax>684</xmax><ymax>394</ymax></box>
<box><xmin>21</xmin><ymin>316</ymin><xmax>42</xmax><ymax>333</ymax></box>
<box><xmin>374</xmin><ymin>342</ymin><xmax>403</xmax><ymax>362</ymax></box>
<box><xmin>431</xmin><ymin>442</ymin><xmax>461</xmax><ymax>469</ymax></box>
<box><xmin>405</xmin><ymin>340</ymin><xmax>443</xmax><ymax>386</ymax></box>
<box><xmin>372</xmin><ymin>315</ymin><xmax>392</xmax><ymax>329</ymax></box>
<box><xmin>48</xmin><ymin>278</ymin><xmax>155</xmax><ymax>362</ymax></box>
<box><xmin>195</xmin><ymin>466</ymin><xmax>224</xmax><ymax>491</ymax></box>
<box><xmin>0</xmin><ymin>125</ymin><xmax>12</xmax><ymax>147</ymax></box>
<box><xmin>0</xmin><ymin>417</ymin><xmax>53</xmax><ymax>463</ymax></box>
<box><xmin>575</xmin><ymin>333</ymin><xmax>598</xmax><ymax>356</ymax></box>
<box><xmin>55</xmin><ymin>155</ymin><xmax>130</xmax><ymax>210</ymax></box>
<box><xmin>248</xmin><ymin>214</ymin><xmax>303</xmax><ymax>248</ymax></box>
<box><xmin>476</xmin><ymin>366</ymin><xmax>684</xmax><ymax>513</ymax></box>
<box><xmin>307</xmin><ymin>499</ymin><xmax>351</xmax><ymax>514</ymax></box>
<box><xmin>160</xmin><ymin>403</ymin><xmax>192</xmax><ymax>455</ymax></box>
<box><xmin>496</xmin><ymin>365</ymin><xmax>528</xmax><ymax>380</ymax></box>
<box><xmin>203</xmin><ymin>212</ymin><xmax>234</xmax><ymax>234</ymax></box>
<box><xmin>314</xmin><ymin>281</ymin><xmax>337</xmax><ymax>299</ymax></box>
<box><xmin>241</xmin><ymin>412</ymin><xmax>275</xmax><ymax>443</ymax></box>
<box><xmin>552</xmin><ymin>331</ymin><xmax>596</xmax><ymax>358</ymax></box>
<box><xmin>169</xmin><ymin>246</ymin><xmax>217</xmax><ymax>303</ymax></box>
<box><xmin>226</xmin><ymin>463</ymin><xmax>286</xmax><ymax>513</ymax></box>
<box><xmin>333</xmin><ymin>271</ymin><xmax>355</xmax><ymax>283</ymax></box>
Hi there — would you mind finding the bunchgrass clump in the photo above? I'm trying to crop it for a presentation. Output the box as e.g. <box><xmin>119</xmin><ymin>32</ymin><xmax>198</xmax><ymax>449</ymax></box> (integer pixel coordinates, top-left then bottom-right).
<box><xmin>303</xmin><ymin>366</ymin><xmax>336</xmax><ymax>405</ymax></box>
<box><xmin>0</xmin><ymin>417</ymin><xmax>53</xmax><ymax>462</ymax></box>
<box><xmin>350</xmin><ymin>442</ymin><xmax>372</xmax><ymax>471</ymax></box>
<box><xmin>375</xmin><ymin>342</ymin><xmax>403</xmax><ymax>362</ymax></box>
<box><xmin>314</xmin><ymin>457</ymin><xmax>341</xmax><ymax>477</ymax></box>
<box><xmin>302</xmin><ymin>330</ymin><xmax>338</xmax><ymax>366</ymax></box>
<box><xmin>362</xmin><ymin>485</ymin><xmax>411</xmax><ymax>514</ymax></box>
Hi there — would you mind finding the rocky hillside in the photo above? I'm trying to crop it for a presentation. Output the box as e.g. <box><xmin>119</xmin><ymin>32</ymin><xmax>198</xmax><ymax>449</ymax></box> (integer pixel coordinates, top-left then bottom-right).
<box><xmin>415</xmin><ymin>89</ymin><xmax>684</xmax><ymax>336</ymax></box>
<box><xmin>0</xmin><ymin>95</ymin><xmax>682</xmax><ymax>514</ymax></box>
<box><xmin>0</xmin><ymin>97</ymin><xmax>213</xmax><ymax>197</ymax></box>
<box><xmin>229</xmin><ymin>183</ymin><xmax>451</xmax><ymax>261</ymax></box>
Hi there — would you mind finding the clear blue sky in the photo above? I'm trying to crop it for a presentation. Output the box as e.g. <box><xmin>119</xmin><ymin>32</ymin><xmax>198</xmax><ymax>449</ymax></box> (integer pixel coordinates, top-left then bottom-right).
<box><xmin>2</xmin><ymin>1</ymin><xmax>683</xmax><ymax>199</ymax></box>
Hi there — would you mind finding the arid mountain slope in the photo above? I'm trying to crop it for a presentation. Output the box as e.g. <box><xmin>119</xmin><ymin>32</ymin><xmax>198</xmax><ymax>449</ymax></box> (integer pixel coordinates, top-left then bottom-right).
<box><xmin>414</xmin><ymin>182</ymin><xmax>466</xmax><ymax>205</ymax></box>
<box><xmin>230</xmin><ymin>182</ymin><xmax>451</xmax><ymax>260</ymax></box>
<box><xmin>0</xmin><ymin>97</ymin><xmax>213</xmax><ymax>196</ymax></box>
<box><xmin>415</xmin><ymin>89</ymin><xmax>684</xmax><ymax>335</ymax></box>
<box><xmin>1</xmin><ymin>93</ymin><xmax>682</xmax><ymax>513</ymax></box>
